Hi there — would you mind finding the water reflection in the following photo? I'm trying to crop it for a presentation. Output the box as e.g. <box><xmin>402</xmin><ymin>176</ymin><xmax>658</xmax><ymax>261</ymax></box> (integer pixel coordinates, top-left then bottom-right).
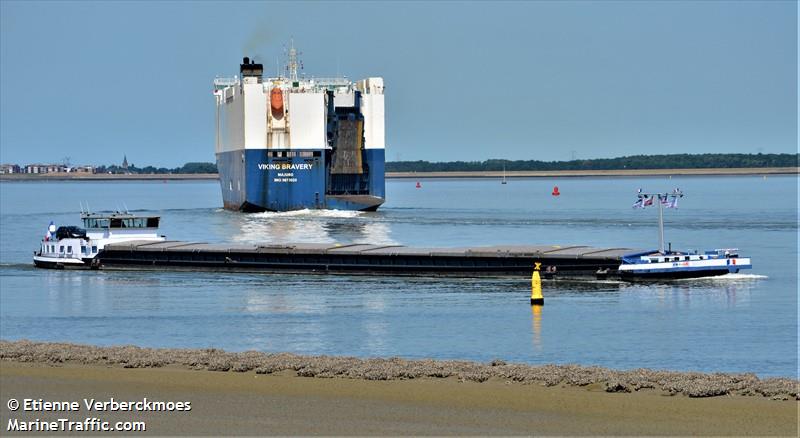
<box><xmin>42</xmin><ymin>271</ymin><xmax>163</xmax><ymax>314</ymax></box>
<box><xmin>634</xmin><ymin>279</ymin><xmax>755</xmax><ymax>310</ymax></box>
<box><xmin>242</xmin><ymin>289</ymin><xmax>326</xmax><ymax>315</ymax></box>
<box><xmin>531</xmin><ymin>305</ymin><xmax>542</xmax><ymax>350</ymax></box>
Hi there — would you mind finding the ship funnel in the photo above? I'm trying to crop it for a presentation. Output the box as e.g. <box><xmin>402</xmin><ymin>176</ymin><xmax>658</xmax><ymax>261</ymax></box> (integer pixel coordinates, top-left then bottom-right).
<box><xmin>240</xmin><ymin>56</ymin><xmax>263</xmax><ymax>78</ymax></box>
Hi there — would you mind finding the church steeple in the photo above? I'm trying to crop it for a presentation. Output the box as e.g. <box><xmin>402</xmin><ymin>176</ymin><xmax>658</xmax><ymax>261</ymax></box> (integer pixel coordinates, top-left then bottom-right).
<box><xmin>122</xmin><ymin>155</ymin><xmax>129</xmax><ymax>171</ymax></box>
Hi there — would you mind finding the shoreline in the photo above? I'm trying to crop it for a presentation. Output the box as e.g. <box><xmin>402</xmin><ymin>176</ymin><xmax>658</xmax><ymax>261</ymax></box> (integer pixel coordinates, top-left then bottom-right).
<box><xmin>0</xmin><ymin>166</ymin><xmax>797</xmax><ymax>181</ymax></box>
<box><xmin>2</xmin><ymin>340</ymin><xmax>796</xmax><ymax>398</ymax></box>
<box><xmin>1</xmin><ymin>341</ymin><xmax>797</xmax><ymax>435</ymax></box>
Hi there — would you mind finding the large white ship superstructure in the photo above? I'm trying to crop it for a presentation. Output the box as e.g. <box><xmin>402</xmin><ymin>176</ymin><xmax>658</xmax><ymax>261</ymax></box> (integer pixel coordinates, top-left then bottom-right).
<box><xmin>213</xmin><ymin>44</ymin><xmax>386</xmax><ymax>212</ymax></box>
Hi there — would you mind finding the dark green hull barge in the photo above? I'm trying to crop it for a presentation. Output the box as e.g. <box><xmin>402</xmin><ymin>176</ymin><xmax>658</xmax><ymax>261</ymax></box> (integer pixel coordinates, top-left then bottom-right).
<box><xmin>97</xmin><ymin>241</ymin><xmax>639</xmax><ymax>280</ymax></box>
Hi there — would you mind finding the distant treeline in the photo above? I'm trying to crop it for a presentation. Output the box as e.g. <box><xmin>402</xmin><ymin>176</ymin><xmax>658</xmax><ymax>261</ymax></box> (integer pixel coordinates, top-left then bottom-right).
<box><xmin>99</xmin><ymin>153</ymin><xmax>798</xmax><ymax>174</ymax></box>
<box><xmin>98</xmin><ymin>162</ymin><xmax>218</xmax><ymax>174</ymax></box>
<box><xmin>384</xmin><ymin>153</ymin><xmax>799</xmax><ymax>172</ymax></box>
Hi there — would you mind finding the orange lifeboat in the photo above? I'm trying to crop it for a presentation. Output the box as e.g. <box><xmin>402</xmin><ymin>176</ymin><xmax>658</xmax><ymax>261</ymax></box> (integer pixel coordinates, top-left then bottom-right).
<box><xmin>270</xmin><ymin>88</ymin><xmax>284</xmax><ymax>119</ymax></box>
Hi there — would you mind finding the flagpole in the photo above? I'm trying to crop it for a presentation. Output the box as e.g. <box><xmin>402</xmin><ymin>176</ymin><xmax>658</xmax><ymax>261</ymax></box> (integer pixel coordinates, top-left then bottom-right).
<box><xmin>658</xmin><ymin>195</ymin><xmax>665</xmax><ymax>254</ymax></box>
<box><xmin>635</xmin><ymin>189</ymin><xmax>681</xmax><ymax>254</ymax></box>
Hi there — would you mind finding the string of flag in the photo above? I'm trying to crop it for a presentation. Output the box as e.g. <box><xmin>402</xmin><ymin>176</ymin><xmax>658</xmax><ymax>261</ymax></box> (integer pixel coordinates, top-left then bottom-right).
<box><xmin>632</xmin><ymin>188</ymin><xmax>683</xmax><ymax>209</ymax></box>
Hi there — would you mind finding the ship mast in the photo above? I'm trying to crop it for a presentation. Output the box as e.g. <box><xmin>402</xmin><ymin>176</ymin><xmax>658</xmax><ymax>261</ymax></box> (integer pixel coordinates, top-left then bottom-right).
<box><xmin>288</xmin><ymin>39</ymin><xmax>299</xmax><ymax>82</ymax></box>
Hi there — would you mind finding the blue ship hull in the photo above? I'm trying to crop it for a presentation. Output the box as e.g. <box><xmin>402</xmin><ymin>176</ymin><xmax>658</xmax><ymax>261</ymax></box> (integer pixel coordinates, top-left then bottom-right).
<box><xmin>216</xmin><ymin>149</ymin><xmax>385</xmax><ymax>212</ymax></box>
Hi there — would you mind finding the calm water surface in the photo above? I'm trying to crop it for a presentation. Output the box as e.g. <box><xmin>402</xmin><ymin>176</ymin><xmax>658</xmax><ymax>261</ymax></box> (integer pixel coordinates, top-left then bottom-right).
<box><xmin>0</xmin><ymin>176</ymin><xmax>797</xmax><ymax>377</ymax></box>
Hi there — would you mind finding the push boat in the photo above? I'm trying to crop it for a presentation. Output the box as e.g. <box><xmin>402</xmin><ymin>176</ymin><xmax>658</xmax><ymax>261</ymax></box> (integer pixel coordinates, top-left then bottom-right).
<box><xmin>618</xmin><ymin>249</ymin><xmax>752</xmax><ymax>280</ymax></box>
<box><xmin>617</xmin><ymin>189</ymin><xmax>752</xmax><ymax>280</ymax></box>
<box><xmin>33</xmin><ymin>212</ymin><xmax>165</xmax><ymax>269</ymax></box>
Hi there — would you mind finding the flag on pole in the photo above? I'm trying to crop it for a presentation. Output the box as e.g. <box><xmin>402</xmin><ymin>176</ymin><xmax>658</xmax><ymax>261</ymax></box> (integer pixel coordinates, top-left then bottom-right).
<box><xmin>632</xmin><ymin>197</ymin><xmax>644</xmax><ymax>209</ymax></box>
<box><xmin>643</xmin><ymin>196</ymin><xmax>654</xmax><ymax>207</ymax></box>
<box><xmin>45</xmin><ymin>221</ymin><xmax>55</xmax><ymax>241</ymax></box>
<box><xmin>666</xmin><ymin>195</ymin><xmax>679</xmax><ymax>209</ymax></box>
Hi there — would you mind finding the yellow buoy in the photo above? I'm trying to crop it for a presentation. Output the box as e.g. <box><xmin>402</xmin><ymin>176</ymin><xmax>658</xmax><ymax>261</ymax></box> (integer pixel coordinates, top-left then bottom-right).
<box><xmin>531</xmin><ymin>262</ymin><xmax>543</xmax><ymax>305</ymax></box>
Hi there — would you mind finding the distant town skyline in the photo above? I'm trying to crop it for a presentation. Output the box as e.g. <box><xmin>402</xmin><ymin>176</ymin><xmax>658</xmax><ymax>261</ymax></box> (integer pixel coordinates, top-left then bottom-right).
<box><xmin>1</xmin><ymin>1</ymin><xmax>796</xmax><ymax>167</ymax></box>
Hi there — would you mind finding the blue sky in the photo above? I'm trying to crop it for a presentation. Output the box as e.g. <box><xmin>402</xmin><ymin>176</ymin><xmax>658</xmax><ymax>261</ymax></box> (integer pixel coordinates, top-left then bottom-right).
<box><xmin>1</xmin><ymin>1</ymin><xmax>796</xmax><ymax>167</ymax></box>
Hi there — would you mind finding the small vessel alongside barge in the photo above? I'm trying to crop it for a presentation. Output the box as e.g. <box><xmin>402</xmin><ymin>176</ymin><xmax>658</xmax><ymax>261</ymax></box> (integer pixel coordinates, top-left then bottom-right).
<box><xmin>616</xmin><ymin>189</ymin><xmax>752</xmax><ymax>280</ymax></box>
<box><xmin>33</xmin><ymin>212</ymin><xmax>165</xmax><ymax>269</ymax></box>
<box><xmin>618</xmin><ymin>249</ymin><xmax>751</xmax><ymax>280</ymax></box>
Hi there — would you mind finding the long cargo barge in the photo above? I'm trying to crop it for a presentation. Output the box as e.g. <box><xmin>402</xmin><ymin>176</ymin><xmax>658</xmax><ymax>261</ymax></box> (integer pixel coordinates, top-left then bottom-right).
<box><xmin>96</xmin><ymin>241</ymin><xmax>638</xmax><ymax>279</ymax></box>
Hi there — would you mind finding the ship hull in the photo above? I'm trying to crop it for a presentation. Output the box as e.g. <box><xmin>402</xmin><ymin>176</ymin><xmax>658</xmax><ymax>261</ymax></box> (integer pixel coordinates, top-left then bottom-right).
<box><xmin>619</xmin><ymin>268</ymin><xmax>735</xmax><ymax>281</ymax></box>
<box><xmin>217</xmin><ymin>148</ymin><xmax>385</xmax><ymax>212</ymax></box>
<box><xmin>33</xmin><ymin>255</ymin><xmax>92</xmax><ymax>269</ymax></box>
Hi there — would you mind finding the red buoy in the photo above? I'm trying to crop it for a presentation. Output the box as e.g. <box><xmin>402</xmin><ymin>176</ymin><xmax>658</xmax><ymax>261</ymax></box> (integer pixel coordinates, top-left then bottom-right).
<box><xmin>416</xmin><ymin>181</ymin><xmax>422</xmax><ymax>189</ymax></box>
<box><xmin>552</xmin><ymin>186</ymin><xmax>560</xmax><ymax>196</ymax></box>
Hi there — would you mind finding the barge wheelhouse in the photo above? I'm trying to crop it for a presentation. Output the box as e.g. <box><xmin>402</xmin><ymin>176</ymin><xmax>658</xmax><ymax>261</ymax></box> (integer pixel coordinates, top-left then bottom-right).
<box><xmin>33</xmin><ymin>213</ymin><xmax>165</xmax><ymax>269</ymax></box>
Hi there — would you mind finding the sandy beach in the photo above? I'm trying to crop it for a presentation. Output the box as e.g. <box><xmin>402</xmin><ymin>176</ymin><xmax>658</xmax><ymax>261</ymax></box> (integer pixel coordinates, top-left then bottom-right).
<box><xmin>1</xmin><ymin>341</ymin><xmax>797</xmax><ymax>435</ymax></box>
<box><xmin>2</xmin><ymin>362</ymin><xmax>797</xmax><ymax>436</ymax></box>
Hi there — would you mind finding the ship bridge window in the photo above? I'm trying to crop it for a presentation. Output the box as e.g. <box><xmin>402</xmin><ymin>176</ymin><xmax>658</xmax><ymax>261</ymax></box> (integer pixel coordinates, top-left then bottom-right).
<box><xmin>146</xmin><ymin>218</ymin><xmax>159</xmax><ymax>228</ymax></box>
<box><xmin>119</xmin><ymin>218</ymin><xmax>146</xmax><ymax>228</ymax></box>
<box><xmin>59</xmin><ymin>245</ymin><xmax>65</xmax><ymax>253</ymax></box>
<box><xmin>92</xmin><ymin>246</ymin><xmax>98</xmax><ymax>253</ymax></box>
<box><xmin>83</xmin><ymin>218</ymin><xmax>110</xmax><ymax>228</ymax></box>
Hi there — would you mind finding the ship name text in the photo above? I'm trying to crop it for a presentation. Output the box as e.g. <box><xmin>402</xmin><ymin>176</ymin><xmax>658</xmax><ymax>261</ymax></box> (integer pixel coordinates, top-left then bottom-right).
<box><xmin>257</xmin><ymin>163</ymin><xmax>313</xmax><ymax>171</ymax></box>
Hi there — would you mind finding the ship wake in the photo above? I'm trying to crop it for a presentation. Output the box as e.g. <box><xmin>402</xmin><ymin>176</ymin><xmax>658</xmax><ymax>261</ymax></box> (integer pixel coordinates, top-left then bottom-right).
<box><xmin>675</xmin><ymin>273</ymin><xmax>769</xmax><ymax>282</ymax></box>
<box><xmin>248</xmin><ymin>209</ymin><xmax>364</xmax><ymax>219</ymax></box>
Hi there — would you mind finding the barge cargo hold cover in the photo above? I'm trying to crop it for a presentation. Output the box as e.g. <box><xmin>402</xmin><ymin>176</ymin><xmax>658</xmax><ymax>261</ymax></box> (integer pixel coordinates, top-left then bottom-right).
<box><xmin>97</xmin><ymin>241</ymin><xmax>639</xmax><ymax>279</ymax></box>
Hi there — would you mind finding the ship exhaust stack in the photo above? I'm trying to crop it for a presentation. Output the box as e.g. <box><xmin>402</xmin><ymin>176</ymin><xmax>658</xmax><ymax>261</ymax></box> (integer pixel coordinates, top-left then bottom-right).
<box><xmin>239</xmin><ymin>57</ymin><xmax>263</xmax><ymax>78</ymax></box>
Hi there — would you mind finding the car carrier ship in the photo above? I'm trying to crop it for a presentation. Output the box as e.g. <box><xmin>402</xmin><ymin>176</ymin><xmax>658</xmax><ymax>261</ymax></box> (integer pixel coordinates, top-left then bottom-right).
<box><xmin>213</xmin><ymin>45</ymin><xmax>385</xmax><ymax>212</ymax></box>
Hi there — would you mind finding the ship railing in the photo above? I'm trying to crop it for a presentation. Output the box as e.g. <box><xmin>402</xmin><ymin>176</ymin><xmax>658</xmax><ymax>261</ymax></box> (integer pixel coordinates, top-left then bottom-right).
<box><xmin>214</xmin><ymin>77</ymin><xmax>238</xmax><ymax>88</ymax></box>
<box><xmin>309</xmin><ymin>77</ymin><xmax>352</xmax><ymax>86</ymax></box>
